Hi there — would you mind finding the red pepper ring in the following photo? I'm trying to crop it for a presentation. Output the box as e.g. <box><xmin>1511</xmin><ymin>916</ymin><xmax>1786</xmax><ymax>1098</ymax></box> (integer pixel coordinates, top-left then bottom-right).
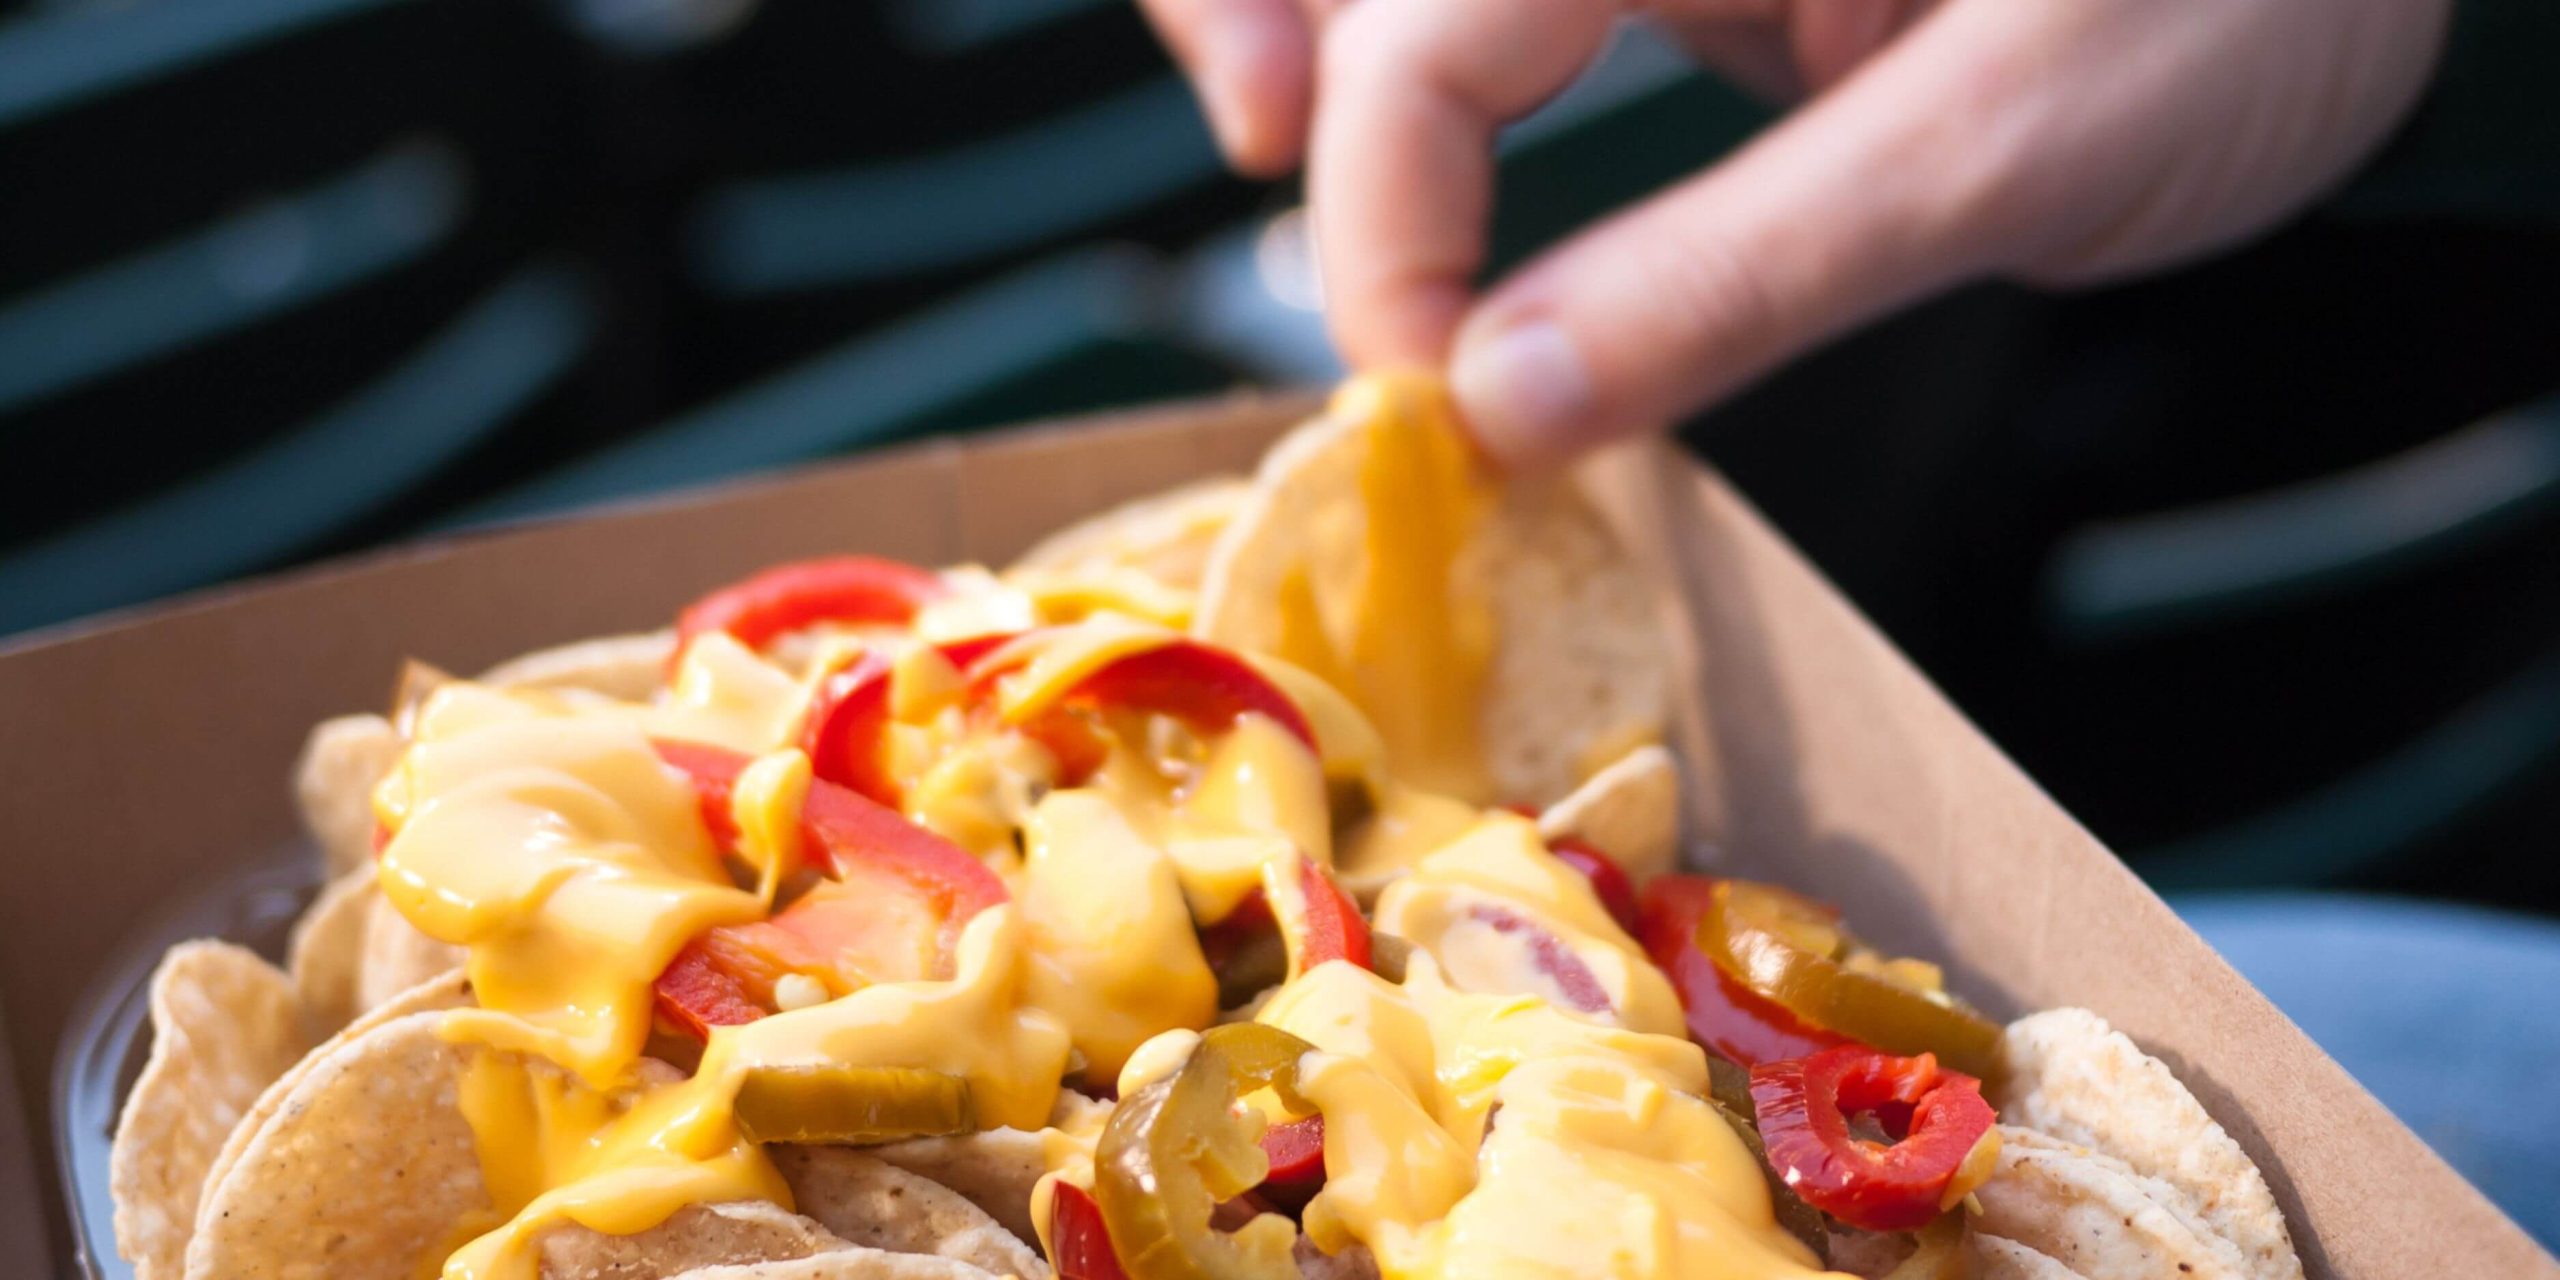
<box><xmin>973</xmin><ymin>636</ymin><xmax>1319</xmax><ymax>754</ymax></box>
<box><xmin>671</xmin><ymin>555</ymin><xmax>945</xmax><ymax>673</ymax></box>
<box><xmin>1747</xmin><ymin>1044</ymin><xmax>1999</xmax><ymax>1233</ymax></box>
<box><xmin>1049</xmin><ymin>1182</ymin><xmax>1132</xmax><ymax>1280</ymax></box>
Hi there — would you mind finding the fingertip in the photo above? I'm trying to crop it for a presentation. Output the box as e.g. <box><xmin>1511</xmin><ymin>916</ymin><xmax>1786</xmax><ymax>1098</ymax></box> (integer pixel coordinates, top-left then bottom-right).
<box><xmin>1449</xmin><ymin>316</ymin><xmax>1604</xmax><ymax>468</ymax></box>
<box><xmin>1194</xmin><ymin>1</ymin><xmax>1314</xmax><ymax>176</ymax></box>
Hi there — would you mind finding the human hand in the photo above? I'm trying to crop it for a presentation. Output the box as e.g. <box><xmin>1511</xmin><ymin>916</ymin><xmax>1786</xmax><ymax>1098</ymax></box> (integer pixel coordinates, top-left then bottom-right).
<box><xmin>1136</xmin><ymin>0</ymin><xmax>2454</xmax><ymax>465</ymax></box>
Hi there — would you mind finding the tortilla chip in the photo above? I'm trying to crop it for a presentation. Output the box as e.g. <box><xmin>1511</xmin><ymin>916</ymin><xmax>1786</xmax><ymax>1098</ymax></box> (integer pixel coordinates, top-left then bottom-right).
<box><xmin>1995</xmin><ymin>1009</ymin><xmax>2302</xmax><ymax>1280</ymax></box>
<box><xmin>189</xmin><ymin>1010</ymin><xmax>775</xmax><ymax>1280</ymax></box>
<box><xmin>480</xmin><ymin>630</ymin><xmax>675</xmax><ymax>702</ymax></box>
<box><xmin>869</xmin><ymin>1093</ymin><xmax>1109</xmax><ymax>1245</ymax></box>
<box><xmin>1472</xmin><ymin>472</ymin><xmax>1669</xmax><ymax>805</ymax></box>
<box><xmin>535</xmin><ymin>1200</ymin><xmax>851</xmax><ymax>1279</ymax></box>
<box><xmin>183</xmin><ymin>1011</ymin><xmax>484</xmax><ymax>1280</ymax></box>
<box><xmin>1195</xmin><ymin>404</ymin><xmax>1665</xmax><ymax>807</ymax></box>
<box><xmin>287</xmin><ymin>868</ymin><xmax>377</xmax><ymax>1038</ymax></box>
<box><xmin>1965</xmin><ymin>1232</ymin><xmax>2082</xmax><ymax>1279</ymax></box>
<box><xmin>358</xmin><ymin>888</ymin><xmax>468</xmax><ymax>1013</ymax></box>
<box><xmin>1970</xmin><ymin>1129</ymin><xmax>2251</xmax><ymax>1280</ymax></box>
<box><xmin>195</xmin><ymin>968</ymin><xmax>471</xmax><ymax>1227</ymax></box>
<box><xmin>772</xmin><ymin>1146</ymin><xmax>1046</xmax><ymax>1279</ymax></box>
<box><xmin>111</xmin><ymin>941</ymin><xmax>312</xmax><ymax>1280</ymax></box>
<box><xmin>294</xmin><ymin>714</ymin><xmax>404</xmax><ymax>879</ymax></box>
<box><xmin>1535</xmin><ymin>743</ymin><xmax>1681</xmax><ymax>883</ymax></box>
<box><xmin>1010</xmin><ymin>478</ymin><xmax>1251</xmax><ymax>592</ymax></box>
<box><xmin>864</xmin><ymin>1134</ymin><xmax>1046</xmax><ymax>1248</ymax></box>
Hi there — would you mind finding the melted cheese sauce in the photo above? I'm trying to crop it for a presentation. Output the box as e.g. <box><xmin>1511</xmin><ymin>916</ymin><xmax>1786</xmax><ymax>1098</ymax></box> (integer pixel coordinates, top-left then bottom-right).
<box><xmin>1411</xmin><ymin>1056</ymin><xmax>1833</xmax><ymax>1280</ymax></box>
<box><xmin>1250</xmin><ymin>375</ymin><xmax>1499</xmax><ymax>802</ymax></box>
<box><xmin>1018</xmin><ymin>791</ymin><xmax>1216</xmax><ymax>1082</ymax></box>
<box><xmin>439</xmin><ymin>907</ymin><xmax>1069</xmax><ymax>1280</ymax></box>
<box><xmin>377</xmin><ymin>686</ymin><xmax>764</xmax><ymax>1085</ymax></box>
<box><xmin>1151</xmin><ymin>712</ymin><xmax>1333</xmax><ymax>921</ymax></box>
<box><xmin>652</xmin><ymin>631</ymin><xmax>815</xmax><ymax>753</ymax></box>
<box><xmin>443</xmin><ymin>1052</ymin><xmax>787</xmax><ymax>1280</ymax></box>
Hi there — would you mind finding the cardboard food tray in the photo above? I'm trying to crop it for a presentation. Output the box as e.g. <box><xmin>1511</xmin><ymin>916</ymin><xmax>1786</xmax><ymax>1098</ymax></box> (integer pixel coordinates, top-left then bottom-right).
<box><xmin>0</xmin><ymin>391</ymin><xmax>2548</xmax><ymax>1279</ymax></box>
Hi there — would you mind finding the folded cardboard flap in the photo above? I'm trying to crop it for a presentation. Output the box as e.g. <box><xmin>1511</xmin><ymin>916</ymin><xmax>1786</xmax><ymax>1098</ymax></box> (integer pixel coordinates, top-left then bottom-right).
<box><xmin>0</xmin><ymin>989</ymin><xmax>51</xmax><ymax>1273</ymax></box>
<box><xmin>0</xmin><ymin>391</ymin><xmax>2544</xmax><ymax>1276</ymax></box>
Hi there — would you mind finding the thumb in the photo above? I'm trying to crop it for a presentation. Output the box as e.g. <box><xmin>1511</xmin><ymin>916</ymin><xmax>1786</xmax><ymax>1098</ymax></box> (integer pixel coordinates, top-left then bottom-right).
<box><xmin>1450</xmin><ymin>1</ymin><xmax>2033</xmax><ymax>466</ymax></box>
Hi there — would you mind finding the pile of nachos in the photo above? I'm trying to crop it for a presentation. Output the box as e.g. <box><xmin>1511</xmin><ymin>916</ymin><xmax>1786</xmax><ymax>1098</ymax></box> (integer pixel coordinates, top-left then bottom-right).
<box><xmin>112</xmin><ymin>375</ymin><xmax>2302</xmax><ymax>1280</ymax></box>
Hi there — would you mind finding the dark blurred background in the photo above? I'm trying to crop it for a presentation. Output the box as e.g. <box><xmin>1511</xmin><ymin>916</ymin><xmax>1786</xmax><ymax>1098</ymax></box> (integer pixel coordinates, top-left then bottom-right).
<box><xmin>2</xmin><ymin>0</ymin><xmax>2557</xmax><ymax>1234</ymax></box>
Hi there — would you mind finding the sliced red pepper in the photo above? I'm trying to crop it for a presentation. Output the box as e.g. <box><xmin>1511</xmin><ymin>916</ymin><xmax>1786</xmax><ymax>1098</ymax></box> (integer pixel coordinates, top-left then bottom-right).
<box><xmin>1748</xmin><ymin>1044</ymin><xmax>1998</xmax><ymax>1233</ymax></box>
<box><xmin>649</xmin><ymin>740</ymin><xmax>1008</xmax><ymax>1039</ymax></box>
<box><xmin>1199</xmin><ymin>856</ymin><xmax>1371</xmax><ymax>989</ymax></box>
<box><xmin>974</xmin><ymin>635</ymin><xmax>1318</xmax><ymax>754</ymax></box>
<box><xmin>1253</xmin><ymin>1116</ymin><xmax>1326</xmax><ymax>1214</ymax></box>
<box><xmin>802</xmin><ymin>632</ymin><xmax>1030</xmax><ymax>806</ymax></box>
<box><xmin>672</xmin><ymin>555</ymin><xmax>944</xmax><ymax>670</ymax></box>
<box><xmin>1059</xmin><ymin>639</ymin><xmax>1317</xmax><ymax>750</ymax></box>
<box><xmin>1197</xmin><ymin>859</ymin><xmax>1370</xmax><ymax>1012</ymax></box>
<box><xmin>653</xmin><ymin>940</ymin><xmax>770</xmax><ymax>1039</ymax></box>
<box><xmin>1050</xmin><ymin>1182</ymin><xmax>1132</xmax><ymax>1280</ymax></box>
<box><xmin>655</xmin><ymin>739</ymin><xmax>1004</xmax><ymax>913</ymax></box>
<box><xmin>653</xmin><ymin>870</ymin><xmax>959</xmax><ymax>1041</ymax></box>
<box><xmin>802</xmin><ymin>651</ymin><xmax>902</xmax><ymax>804</ymax></box>
<box><xmin>1638</xmin><ymin>875</ymin><xmax>1846</xmax><ymax>1066</ymax></box>
<box><xmin>1293</xmin><ymin>857</ymin><xmax>1370</xmax><ymax>972</ymax></box>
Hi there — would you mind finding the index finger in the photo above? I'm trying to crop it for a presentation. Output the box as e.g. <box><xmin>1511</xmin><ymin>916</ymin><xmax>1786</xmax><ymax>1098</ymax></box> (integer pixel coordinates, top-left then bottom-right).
<box><xmin>1308</xmin><ymin>0</ymin><xmax>1619</xmax><ymax>368</ymax></box>
<box><xmin>1139</xmin><ymin>0</ymin><xmax>1320</xmax><ymax>176</ymax></box>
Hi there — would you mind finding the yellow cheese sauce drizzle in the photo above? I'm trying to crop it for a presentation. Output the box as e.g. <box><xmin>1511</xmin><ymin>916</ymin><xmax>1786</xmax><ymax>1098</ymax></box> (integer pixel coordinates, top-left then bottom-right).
<box><xmin>436</xmin><ymin>905</ymin><xmax>1071</xmax><ymax>1280</ymax></box>
<box><xmin>376</xmin><ymin>684</ymin><xmax>766</xmax><ymax>1086</ymax></box>
<box><xmin>1336</xmin><ymin>374</ymin><xmax>1496</xmax><ymax>803</ymax></box>
<box><xmin>1251</xmin><ymin>374</ymin><xmax>1498</xmax><ymax>803</ymax></box>
<box><xmin>442</xmin><ymin>1051</ymin><xmax>788</xmax><ymax>1280</ymax></box>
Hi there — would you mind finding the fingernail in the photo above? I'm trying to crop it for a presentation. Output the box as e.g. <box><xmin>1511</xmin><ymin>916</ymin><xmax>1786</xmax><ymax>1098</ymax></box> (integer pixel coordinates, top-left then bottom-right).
<box><xmin>1451</xmin><ymin>321</ymin><xmax>1594</xmax><ymax>465</ymax></box>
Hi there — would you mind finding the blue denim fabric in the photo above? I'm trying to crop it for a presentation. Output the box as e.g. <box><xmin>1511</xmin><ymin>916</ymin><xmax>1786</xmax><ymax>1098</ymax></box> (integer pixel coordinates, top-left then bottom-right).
<box><xmin>2177</xmin><ymin>893</ymin><xmax>2560</xmax><ymax>1248</ymax></box>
